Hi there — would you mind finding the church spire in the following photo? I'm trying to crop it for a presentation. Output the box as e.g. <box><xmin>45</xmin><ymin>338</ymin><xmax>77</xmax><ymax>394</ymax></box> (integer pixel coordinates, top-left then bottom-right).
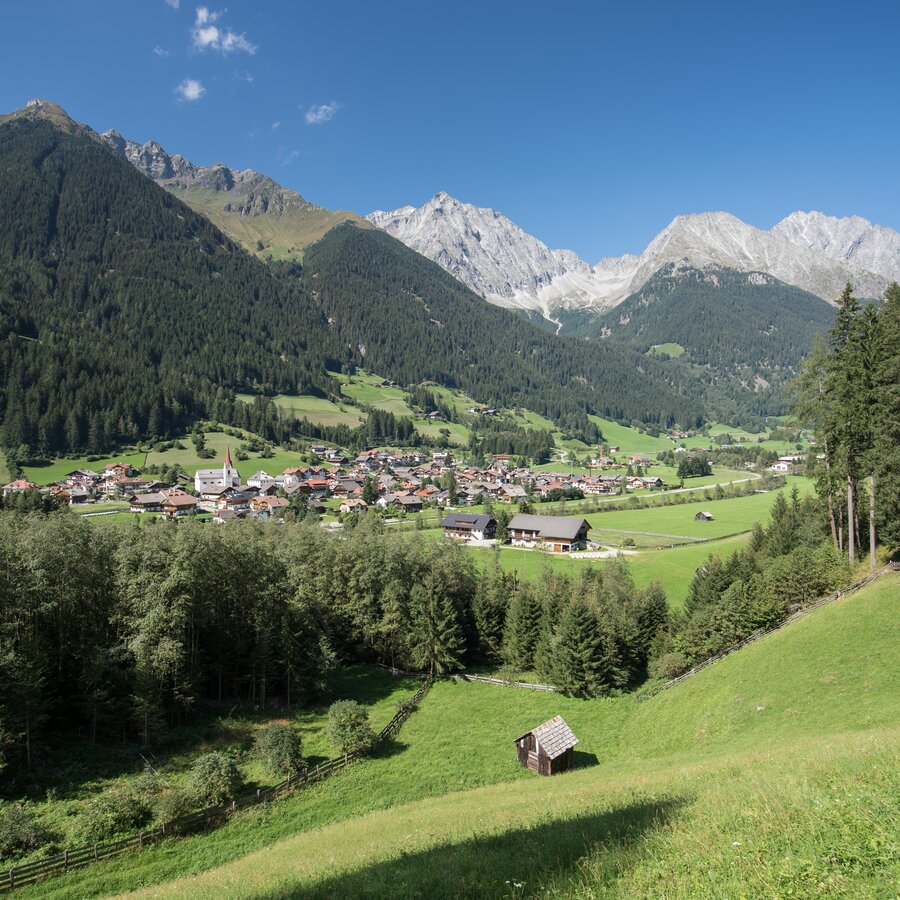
<box><xmin>224</xmin><ymin>445</ymin><xmax>232</xmax><ymax>469</ymax></box>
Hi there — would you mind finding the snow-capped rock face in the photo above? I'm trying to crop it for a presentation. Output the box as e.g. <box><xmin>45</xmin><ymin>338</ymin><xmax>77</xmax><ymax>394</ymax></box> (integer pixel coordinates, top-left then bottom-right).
<box><xmin>100</xmin><ymin>130</ymin><xmax>317</xmax><ymax>216</ymax></box>
<box><xmin>615</xmin><ymin>211</ymin><xmax>889</xmax><ymax>305</ymax></box>
<box><xmin>367</xmin><ymin>197</ymin><xmax>896</xmax><ymax>322</ymax></box>
<box><xmin>772</xmin><ymin>210</ymin><xmax>900</xmax><ymax>283</ymax></box>
<box><xmin>366</xmin><ymin>192</ymin><xmax>602</xmax><ymax>321</ymax></box>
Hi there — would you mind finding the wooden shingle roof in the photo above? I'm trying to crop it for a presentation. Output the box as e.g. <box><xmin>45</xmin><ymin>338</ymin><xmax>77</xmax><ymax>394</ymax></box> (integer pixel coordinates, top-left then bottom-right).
<box><xmin>514</xmin><ymin>715</ymin><xmax>579</xmax><ymax>760</ymax></box>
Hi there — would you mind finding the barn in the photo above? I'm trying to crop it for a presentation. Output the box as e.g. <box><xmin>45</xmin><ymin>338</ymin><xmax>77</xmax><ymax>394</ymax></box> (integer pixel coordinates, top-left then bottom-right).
<box><xmin>695</xmin><ymin>511</ymin><xmax>715</xmax><ymax>522</ymax></box>
<box><xmin>513</xmin><ymin>715</ymin><xmax>579</xmax><ymax>776</ymax></box>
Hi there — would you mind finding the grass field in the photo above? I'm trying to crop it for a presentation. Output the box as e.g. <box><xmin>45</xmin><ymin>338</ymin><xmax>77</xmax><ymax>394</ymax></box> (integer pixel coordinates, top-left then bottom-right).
<box><xmin>332</xmin><ymin>371</ymin><xmax>415</xmax><ymax>417</ymax></box>
<box><xmin>23</xmin><ymin>450</ymin><xmax>148</xmax><ymax>486</ymax></box>
<box><xmin>236</xmin><ymin>393</ymin><xmax>364</xmax><ymax>429</ymax></box>
<box><xmin>29</xmin><ymin>571</ymin><xmax>899</xmax><ymax>898</ymax></box>
<box><xmin>584</xmin><ymin>478</ymin><xmax>813</xmax><ymax>541</ymax></box>
<box><xmin>143</xmin><ymin>431</ymin><xmax>302</xmax><ymax>478</ymax></box>
<box><xmin>467</xmin><ymin>533</ymin><xmax>751</xmax><ymax>608</ymax></box>
<box><xmin>646</xmin><ymin>342</ymin><xmax>685</xmax><ymax>357</ymax></box>
<box><xmin>587</xmin><ymin>417</ymin><xmax>674</xmax><ymax>455</ymax></box>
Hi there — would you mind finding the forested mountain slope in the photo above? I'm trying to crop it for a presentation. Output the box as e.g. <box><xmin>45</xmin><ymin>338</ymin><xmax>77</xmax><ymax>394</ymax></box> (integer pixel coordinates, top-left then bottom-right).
<box><xmin>0</xmin><ymin>111</ymin><xmax>347</xmax><ymax>455</ymax></box>
<box><xmin>554</xmin><ymin>265</ymin><xmax>837</xmax><ymax>420</ymax></box>
<box><xmin>0</xmin><ymin>103</ymin><xmax>700</xmax><ymax>457</ymax></box>
<box><xmin>300</xmin><ymin>224</ymin><xmax>699</xmax><ymax>432</ymax></box>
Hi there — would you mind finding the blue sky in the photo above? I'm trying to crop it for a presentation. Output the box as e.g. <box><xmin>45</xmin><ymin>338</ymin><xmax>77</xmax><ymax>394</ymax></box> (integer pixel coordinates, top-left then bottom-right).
<box><xmin>2</xmin><ymin>0</ymin><xmax>898</xmax><ymax>259</ymax></box>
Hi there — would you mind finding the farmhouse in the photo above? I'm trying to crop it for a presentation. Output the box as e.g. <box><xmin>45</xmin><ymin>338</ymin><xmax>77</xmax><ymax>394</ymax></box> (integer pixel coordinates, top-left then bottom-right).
<box><xmin>1</xmin><ymin>479</ymin><xmax>38</xmax><ymax>496</ymax></box>
<box><xmin>440</xmin><ymin>513</ymin><xmax>497</xmax><ymax>542</ymax></box>
<box><xmin>695</xmin><ymin>511</ymin><xmax>715</xmax><ymax>522</ymax></box>
<box><xmin>514</xmin><ymin>716</ymin><xmax>579</xmax><ymax>776</ymax></box>
<box><xmin>507</xmin><ymin>514</ymin><xmax>590</xmax><ymax>553</ymax></box>
<box><xmin>163</xmin><ymin>494</ymin><xmax>198</xmax><ymax>519</ymax></box>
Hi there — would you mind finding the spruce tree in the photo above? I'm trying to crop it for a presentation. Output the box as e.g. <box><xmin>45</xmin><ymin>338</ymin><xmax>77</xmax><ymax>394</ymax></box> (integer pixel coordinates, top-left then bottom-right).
<box><xmin>554</xmin><ymin>598</ymin><xmax>623</xmax><ymax>696</ymax></box>
<box><xmin>409</xmin><ymin>575</ymin><xmax>464</xmax><ymax>676</ymax></box>
<box><xmin>874</xmin><ymin>283</ymin><xmax>900</xmax><ymax>550</ymax></box>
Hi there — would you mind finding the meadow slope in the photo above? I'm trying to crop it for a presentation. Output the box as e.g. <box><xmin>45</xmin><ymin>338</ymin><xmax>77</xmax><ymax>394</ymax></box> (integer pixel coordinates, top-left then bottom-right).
<box><xmin>28</xmin><ymin>571</ymin><xmax>899</xmax><ymax>898</ymax></box>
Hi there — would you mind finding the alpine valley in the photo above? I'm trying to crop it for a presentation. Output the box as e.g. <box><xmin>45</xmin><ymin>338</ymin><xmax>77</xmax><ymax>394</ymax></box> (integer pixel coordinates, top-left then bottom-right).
<box><xmin>93</xmin><ymin>112</ymin><xmax>900</xmax><ymax>424</ymax></box>
<box><xmin>0</xmin><ymin>98</ymin><xmax>897</xmax><ymax>450</ymax></box>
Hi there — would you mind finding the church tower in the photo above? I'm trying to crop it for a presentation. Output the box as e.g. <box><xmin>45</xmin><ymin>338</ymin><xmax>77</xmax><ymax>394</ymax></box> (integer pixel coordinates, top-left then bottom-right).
<box><xmin>223</xmin><ymin>446</ymin><xmax>240</xmax><ymax>488</ymax></box>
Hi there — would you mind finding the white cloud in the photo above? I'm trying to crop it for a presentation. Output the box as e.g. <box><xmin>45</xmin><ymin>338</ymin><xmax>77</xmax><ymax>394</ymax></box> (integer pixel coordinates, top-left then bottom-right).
<box><xmin>165</xmin><ymin>0</ymin><xmax>180</xmax><ymax>8</ymax></box>
<box><xmin>153</xmin><ymin>45</ymin><xmax>170</xmax><ymax>57</ymax></box>
<box><xmin>192</xmin><ymin>6</ymin><xmax>256</xmax><ymax>55</ymax></box>
<box><xmin>283</xmin><ymin>149</ymin><xmax>301</xmax><ymax>165</ymax></box>
<box><xmin>271</xmin><ymin>121</ymin><xmax>281</xmax><ymax>130</ymax></box>
<box><xmin>175</xmin><ymin>78</ymin><xmax>206</xmax><ymax>101</ymax></box>
<box><xmin>304</xmin><ymin>102</ymin><xmax>340</xmax><ymax>125</ymax></box>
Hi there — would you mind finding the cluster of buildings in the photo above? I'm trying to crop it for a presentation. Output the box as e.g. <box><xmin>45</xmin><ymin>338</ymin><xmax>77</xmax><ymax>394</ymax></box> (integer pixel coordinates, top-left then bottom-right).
<box><xmin>3</xmin><ymin>443</ymin><xmax>674</xmax><ymax>526</ymax></box>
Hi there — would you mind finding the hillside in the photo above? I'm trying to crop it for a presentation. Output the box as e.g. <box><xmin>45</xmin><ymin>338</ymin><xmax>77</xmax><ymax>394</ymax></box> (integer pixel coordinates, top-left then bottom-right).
<box><xmin>559</xmin><ymin>264</ymin><xmax>837</xmax><ymax>416</ymax></box>
<box><xmin>297</xmin><ymin>222</ymin><xmax>700</xmax><ymax>431</ymax></box>
<box><xmin>0</xmin><ymin>109</ymin><xmax>347</xmax><ymax>456</ymax></box>
<box><xmin>101</xmin><ymin>128</ymin><xmax>370</xmax><ymax>260</ymax></box>
<box><xmin>0</xmin><ymin>102</ymin><xmax>703</xmax><ymax>459</ymax></box>
<box><xmin>30</xmin><ymin>570</ymin><xmax>898</xmax><ymax>898</ymax></box>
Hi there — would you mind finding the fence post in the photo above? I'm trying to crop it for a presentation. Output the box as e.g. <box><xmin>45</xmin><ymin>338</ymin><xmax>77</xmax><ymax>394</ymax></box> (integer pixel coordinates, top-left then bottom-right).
<box><xmin>9</xmin><ymin>868</ymin><xmax>14</xmax><ymax>890</ymax></box>
<box><xmin>231</xmin><ymin>799</ymin><xmax>237</xmax><ymax>813</ymax></box>
<box><xmin>64</xmin><ymin>849</ymin><xmax>69</xmax><ymax>869</ymax></box>
<box><xmin>304</xmin><ymin>766</ymin><xmax>309</xmax><ymax>782</ymax></box>
<box><xmin>93</xmin><ymin>843</ymin><xmax>98</xmax><ymax>861</ymax></box>
<box><xmin>139</xmin><ymin>831</ymin><xmax>144</xmax><ymax>848</ymax></box>
<box><xmin>257</xmin><ymin>788</ymin><xmax>261</xmax><ymax>803</ymax></box>
<box><xmin>287</xmin><ymin>772</ymin><xmax>291</xmax><ymax>789</ymax></box>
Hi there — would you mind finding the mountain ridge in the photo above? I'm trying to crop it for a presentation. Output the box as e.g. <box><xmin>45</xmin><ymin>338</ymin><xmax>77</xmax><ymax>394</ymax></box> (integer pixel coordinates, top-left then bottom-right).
<box><xmin>367</xmin><ymin>194</ymin><xmax>897</xmax><ymax>323</ymax></box>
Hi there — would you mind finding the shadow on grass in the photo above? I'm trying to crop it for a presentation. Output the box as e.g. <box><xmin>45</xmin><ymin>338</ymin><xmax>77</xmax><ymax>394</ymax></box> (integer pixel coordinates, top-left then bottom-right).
<box><xmin>571</xmin><ymin>749</ymin><xmax>600</xmax><ymax>769</ymax></box>
<box><xmin>252</xmin><ymin>797</ymin><xmax>684</xmax><ymax>899</ymax></box>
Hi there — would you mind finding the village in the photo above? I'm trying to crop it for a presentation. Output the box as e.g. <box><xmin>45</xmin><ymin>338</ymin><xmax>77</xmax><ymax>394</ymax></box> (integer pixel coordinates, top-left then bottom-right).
<box><xmin>0</xmin><ymin>436</ymin><xmax>802</xmax><ymax>550</ymax></box>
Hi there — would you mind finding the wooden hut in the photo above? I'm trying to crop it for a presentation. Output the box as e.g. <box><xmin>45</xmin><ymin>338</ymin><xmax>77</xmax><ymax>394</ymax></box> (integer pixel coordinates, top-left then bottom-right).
<box><xmin>513</xmin><ymin>715</ymin><xmax>579</xmax><ymax>776</ymax></box>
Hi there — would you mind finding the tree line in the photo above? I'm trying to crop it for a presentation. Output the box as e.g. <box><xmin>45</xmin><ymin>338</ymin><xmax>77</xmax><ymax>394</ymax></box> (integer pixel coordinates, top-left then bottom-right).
<box><xmin>0</xmin><ymin>510</ymin><xmax>673</xmax><ymax>780</ymax></box>
<box><xmin>792</xmin><ymin>282</ymin><xmax>900</xmax><ymax>567</ymax></box>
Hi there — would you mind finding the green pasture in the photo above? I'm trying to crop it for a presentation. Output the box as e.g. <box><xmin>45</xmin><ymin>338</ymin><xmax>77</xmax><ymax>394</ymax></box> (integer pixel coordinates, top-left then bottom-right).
<box><xmin>145</xmin><ymin>431</ymin><xmax>301</xmax><ymax>478</ymax></box>
<box><xmin>30</xmin><ymin>573</ymin><xmax>899</xmax><ymax>899</ymax></box>
<box><xmin>23</xmin><ymin>450</ymin><xmax>148</xmax><ymax>486</ymax></box>
<box><xmin>236</xmin><ymin>393</ymin><xmax>363</xmax><ymax>429</ymax></box>
<box><xmin>585</xmin><ymin>478</ymin><xmax>812</xmax><ymax>541</ymax></box>
<box><xmin>646</xmin><ymin>342</ymin><xmax>685</xmax><ymax>357</ymax></box>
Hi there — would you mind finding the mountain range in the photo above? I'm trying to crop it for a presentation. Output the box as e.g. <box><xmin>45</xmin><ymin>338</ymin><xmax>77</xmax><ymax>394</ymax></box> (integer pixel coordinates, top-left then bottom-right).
<box><xmin>3</xmin><ymin>98</ymin><xmax>895</xmax><ymax>454</ymax></box>
<box><xmin>0</xmin><ymin>100</ymin><xmax>700</xmax><ymax>462</ymax></box>
<box><xmin>367</xmin><ymin>194</ymin><xmax>899</xmax><ymax>328</ymax></box>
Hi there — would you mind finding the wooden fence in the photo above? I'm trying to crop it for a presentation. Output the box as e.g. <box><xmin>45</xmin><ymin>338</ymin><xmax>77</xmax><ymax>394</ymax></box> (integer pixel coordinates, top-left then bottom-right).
<box><xmin>0</xmin><ymin>678</ymin><xmax>432</xmax><ymax>894</ymax></box>
<box><xmin>637</xmin><ymin>562</ymin><xmax>898</xmax><ymax>702</ymax></box>
<box><xmin>450</xmin><ymin>673</ymin><xmax>557</xmax><ymax>692</ymax></box>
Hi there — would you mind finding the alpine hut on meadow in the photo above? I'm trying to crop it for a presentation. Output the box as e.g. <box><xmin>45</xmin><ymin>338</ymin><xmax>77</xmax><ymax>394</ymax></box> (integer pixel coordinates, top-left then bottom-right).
<box><xmin>513</xmin><ymin>715</ymin><xmax>579</xmax><ymax>776</ymax></box>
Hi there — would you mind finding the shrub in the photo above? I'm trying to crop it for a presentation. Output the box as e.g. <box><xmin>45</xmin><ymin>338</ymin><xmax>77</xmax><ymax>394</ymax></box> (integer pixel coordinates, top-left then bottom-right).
<box><xmin>326</xmin><ymin>700</ymin><xmax>376</xmax><ymax>756</ymax></box>
<box><xmin>254</xmin><ymin>725</ymin><xmax>304</xmax><ymax>777</ymax></box>
<box><xmin>649</xmin><ymin>651</ymin><xmax>690</xmax><ymax>680</ymax></box>
<box><xmin>153</xmin><ymin>789</ymin><xmax>194</xmax><ymax>824</ymax></box>
<box><xmin>186</xmin><ymin>752</ymin><xmax>244</xmax><ymax>807</ymax></box>
<box><xmin>77</xmin><ymin>790</ymin><xmax>151</xmax><ymax>843</ymax></box>
<box><xmin>0</xmin><ymin>803</ymin><xmax>53</xmax><ymax>861</ymax></box>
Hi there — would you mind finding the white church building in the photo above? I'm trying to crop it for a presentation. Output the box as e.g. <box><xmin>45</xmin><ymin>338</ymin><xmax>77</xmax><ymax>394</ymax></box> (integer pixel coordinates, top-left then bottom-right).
<box><xmin>194</xmin><ymin>446</ymin><xmax>241</xmax><ymax>493</ymax></box>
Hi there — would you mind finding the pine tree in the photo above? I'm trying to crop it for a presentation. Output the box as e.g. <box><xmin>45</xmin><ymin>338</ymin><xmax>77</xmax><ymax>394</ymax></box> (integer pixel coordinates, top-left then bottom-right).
<box><xmin>874</xmin><ymin>283</ymin><xmax>900</xmax><ymax>550</ymax></box>
<box><xmin>409</xmin><ymin>575</ymin><xmax>464</xmax><ymax>676</ymax></box>
<box><xmin>502</xmin><ymin>585</ymin><xmax>542</xmax><ymax>671</ymax></box>
<box><xmin>554</xmin><ymin>599</ymin><xmax>621</xmax><ymax>696</ymax></box>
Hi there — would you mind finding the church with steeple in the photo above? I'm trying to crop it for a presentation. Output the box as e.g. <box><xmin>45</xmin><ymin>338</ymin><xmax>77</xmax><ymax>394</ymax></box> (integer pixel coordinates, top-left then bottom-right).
<box><xmin>194</xmin><ymin>446</ymin><xmax>241</xmax><ymax>493</ymax></box>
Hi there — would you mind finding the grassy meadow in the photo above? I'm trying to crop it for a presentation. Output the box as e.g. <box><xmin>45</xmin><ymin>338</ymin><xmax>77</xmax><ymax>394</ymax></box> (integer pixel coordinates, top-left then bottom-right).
<box><xmin>26</xmin><ymin>571</ymin><xmax>899</xmax><ymax>898</ymax></box>
<box><xmin>236</xmin><ymin>393</ymin><xmax>364</xmax><ymax>429</ymax></box>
